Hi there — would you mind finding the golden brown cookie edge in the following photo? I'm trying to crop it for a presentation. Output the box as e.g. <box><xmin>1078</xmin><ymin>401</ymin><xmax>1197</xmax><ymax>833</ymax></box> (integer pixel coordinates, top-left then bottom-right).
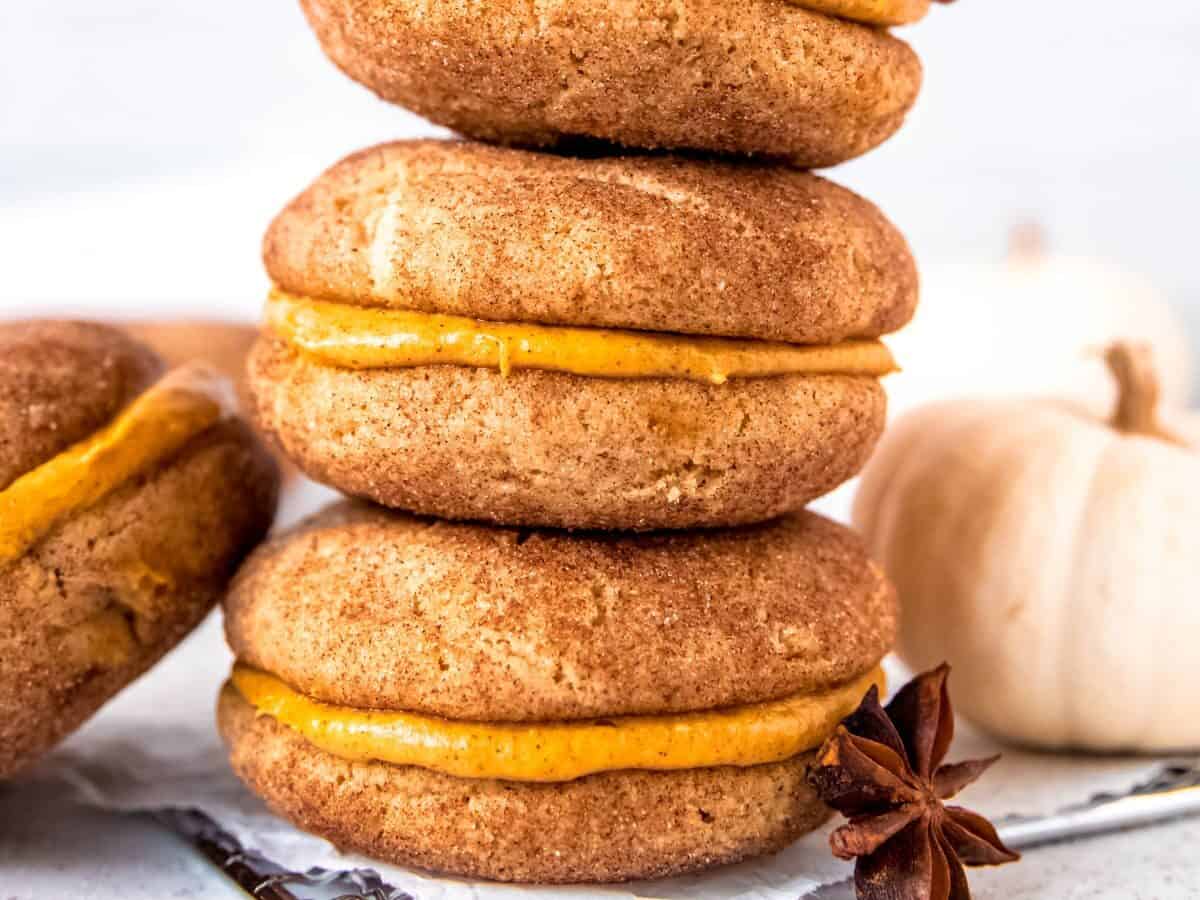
<box><xmin>262</xmin><ymin>140</ymin><xmax>918</xmax><ymax>343</ymax></box>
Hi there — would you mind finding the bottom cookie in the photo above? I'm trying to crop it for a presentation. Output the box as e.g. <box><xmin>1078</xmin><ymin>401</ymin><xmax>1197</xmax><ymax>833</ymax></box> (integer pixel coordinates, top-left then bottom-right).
<box><xmin>218</xmin><ymin>686</ymin><xmax>830</xmax><ymax>883</ymax></box>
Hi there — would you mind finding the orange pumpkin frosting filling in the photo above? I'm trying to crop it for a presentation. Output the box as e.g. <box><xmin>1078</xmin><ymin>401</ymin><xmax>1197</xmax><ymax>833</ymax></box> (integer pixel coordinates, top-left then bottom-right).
<box><xmin>265</xmin><ymin>290</ymin><xmax>898</xmax><ymax>385</ymax></box>
<box><xmin>231</xmin><ymin>664</ymin><xmax>885</xmax><ymax>783</ymax></box>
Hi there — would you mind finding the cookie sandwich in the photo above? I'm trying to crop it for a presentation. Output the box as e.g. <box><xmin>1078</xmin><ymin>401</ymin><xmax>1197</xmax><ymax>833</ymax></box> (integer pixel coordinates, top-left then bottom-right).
<box><xmin>250</xmin><ymin>140</ymin><xmax>915</xmax><ymax>530</ymax></box>
<box><xmin>0</xmin><ymin>321</ymin><xmax>279</xmax><ymax>778</ymax></box>
<box><xmin>220</xmin><ymin>501</ymin><xmax>895</xmax><ymax>882</ymax></box>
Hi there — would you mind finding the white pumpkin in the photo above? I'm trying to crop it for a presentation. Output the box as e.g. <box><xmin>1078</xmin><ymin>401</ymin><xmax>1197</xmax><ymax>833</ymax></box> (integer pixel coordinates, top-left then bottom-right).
<box><xmin>886</xmin><ymin>226</ymin><xmax>1193</xmax><ymax>419</ymax></box>
<box><xmin>854</xmin><ymin>344</ymin><xmax>1200</xmax><ymax>752</ymax></box>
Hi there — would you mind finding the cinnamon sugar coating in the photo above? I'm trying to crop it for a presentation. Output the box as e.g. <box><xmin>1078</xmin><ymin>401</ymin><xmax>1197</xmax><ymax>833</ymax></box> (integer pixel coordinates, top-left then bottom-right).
<box><xmin>225</xmin><ymin>500</ymin><xmax>896</xmax><ymax>721</ymax></box>
<box><xmin>298</xmin><ymin>1</ymin><xmax>922</xmax><ymax>166</ymax></box>
<box><xmin>0</xmin><ymin>321</ymin><xmax>279</xmax><ymax>778</ymax></box>
<box><xmin>264</xmin><ymin>141</ymin><xmax>917</xmax><ymax>344</ymax></box>
<box><xmin>248</xmin><ymin>339</ymin><xmax>887</xmax><ymax>529</ymax></box>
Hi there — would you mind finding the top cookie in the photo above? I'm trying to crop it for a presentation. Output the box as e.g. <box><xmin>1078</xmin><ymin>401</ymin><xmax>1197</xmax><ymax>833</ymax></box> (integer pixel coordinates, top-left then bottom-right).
<box><xmin>264</xmin><ymin>141</ymin><xmax>917</xmax><ymax>345</ymax></box>
<box><xmin>299</xmin><ymin>0</ymin><xmax>923</xmax><ymax>166</ymax></box>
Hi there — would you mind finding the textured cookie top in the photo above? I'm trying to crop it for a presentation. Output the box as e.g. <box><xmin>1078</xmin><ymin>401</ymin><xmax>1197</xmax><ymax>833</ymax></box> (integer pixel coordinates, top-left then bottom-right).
<box><xmin>0</xmin><ymin>321</ymin><xmax>162</xmax><ymax>492</ymax></box>
<box><xmin>264</xmin><ymin>141</ymin><xmax>917</xmax><ymax>344</ymax></box>
<box><xmin>225</xmin><ymin>501</ymin><xmax>896</xmax><ymax>721</ymax></box>
<box><xmin>299</xmin><ymin>0</ymin><xmax>922</xmax><ymax>165</ymax></box>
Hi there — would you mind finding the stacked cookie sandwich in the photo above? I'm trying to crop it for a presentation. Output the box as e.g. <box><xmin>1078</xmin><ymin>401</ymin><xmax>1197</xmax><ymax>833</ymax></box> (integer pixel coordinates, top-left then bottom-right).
<box><xmin>221</xmin><ymin>0</ymin><xmax>936</xmax><ymax>883</ymax></box>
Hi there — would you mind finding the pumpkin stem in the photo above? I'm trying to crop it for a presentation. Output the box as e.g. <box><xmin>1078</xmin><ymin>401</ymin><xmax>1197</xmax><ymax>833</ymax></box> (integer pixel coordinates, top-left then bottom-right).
<box><xmin>1106</xmin><ymin>342</ymin><xmax>1186</xmax><ymax>445</ymax></box>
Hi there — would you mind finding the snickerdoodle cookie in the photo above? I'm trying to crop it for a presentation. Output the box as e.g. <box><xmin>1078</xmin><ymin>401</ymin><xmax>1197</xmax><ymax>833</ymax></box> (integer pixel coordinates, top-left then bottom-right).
<box><xmin>0</xmin><ymin>321</ymin><xmax>279</xmax><ymax>779</ymax></box>
<box><xmin>250</xmin><ymin>141</ymin><xmax>913</xmax><ymax>530</ymax></box>
<box><xmin>298</xmin><ymin>0</ymin><xmax>922</xmax><ymax>166</ymax></box>
<box><xmin>219</xmin><ymin>500</ymin><xmax>895</xmax><ymax>882</ymax></box>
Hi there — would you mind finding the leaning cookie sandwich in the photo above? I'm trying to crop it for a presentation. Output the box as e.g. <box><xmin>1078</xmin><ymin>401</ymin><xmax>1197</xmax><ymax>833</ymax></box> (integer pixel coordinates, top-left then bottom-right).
<box><xmin>0</xmin><ymin>321</ymin><xmax>279</xmax><ymax>778</ymax></box>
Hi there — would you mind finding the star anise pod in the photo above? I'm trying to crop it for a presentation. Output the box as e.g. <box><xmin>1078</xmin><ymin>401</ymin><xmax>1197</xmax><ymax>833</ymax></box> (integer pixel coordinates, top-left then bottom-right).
<box><xmin>808</xmin><ymin>664</ymin><xmax>1019</xmax><ymax>900</ymax></box>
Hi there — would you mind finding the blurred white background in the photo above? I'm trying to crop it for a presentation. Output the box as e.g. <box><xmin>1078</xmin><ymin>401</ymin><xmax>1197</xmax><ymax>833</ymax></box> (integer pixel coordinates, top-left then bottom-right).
<box><xmin>2</xmin><ymin>1</ymin><xmax>1199</xmax><ymax>394</ymax></box>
